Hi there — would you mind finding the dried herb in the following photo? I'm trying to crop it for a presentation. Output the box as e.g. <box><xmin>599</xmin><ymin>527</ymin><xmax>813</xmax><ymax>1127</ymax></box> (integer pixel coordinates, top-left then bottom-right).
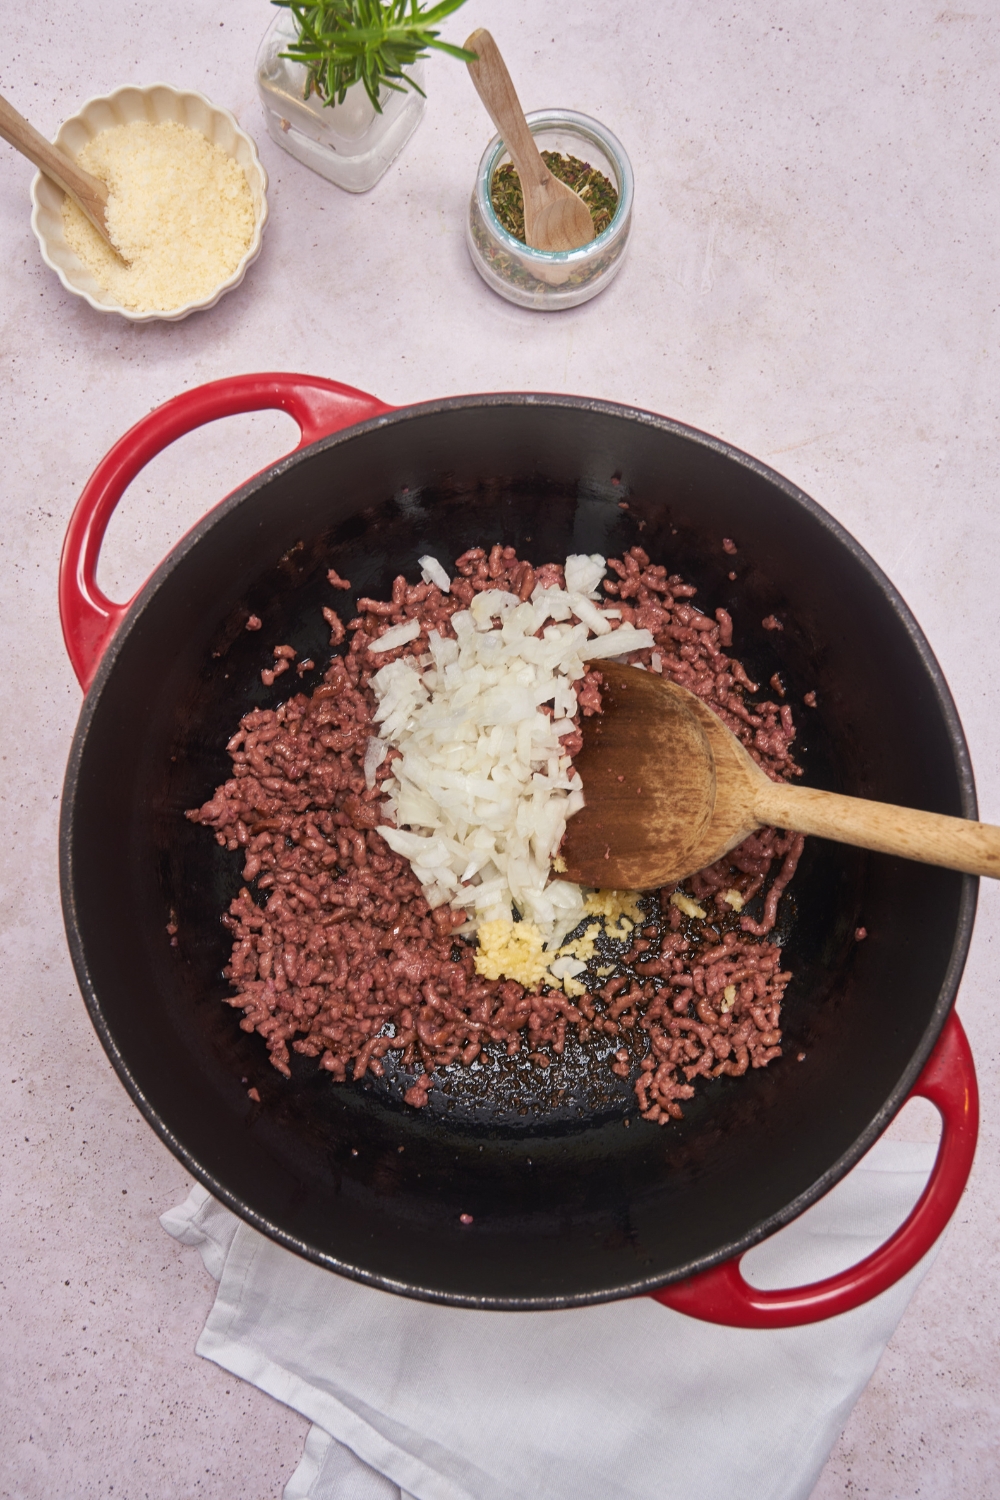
<box><xmin>274</xmin><ymin>0</ymin><xmax>476</xmax><ymax>113</ymax></box>
<box><xmin>470</xmin><ymin>211</ymin><xmax>626</xmax><ymax>297</ymax></box>
<box><xmin>490</xmin><ymin>151</ymin><xmax>619</xmax><ymax>243</ymax></box>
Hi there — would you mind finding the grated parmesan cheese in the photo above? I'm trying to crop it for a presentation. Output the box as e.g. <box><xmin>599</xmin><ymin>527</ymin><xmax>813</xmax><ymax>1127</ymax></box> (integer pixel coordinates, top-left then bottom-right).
<box><xmin>62</xmin><ymin>120</ymin><xmax>255</xmax><ymax>312</ymax></box>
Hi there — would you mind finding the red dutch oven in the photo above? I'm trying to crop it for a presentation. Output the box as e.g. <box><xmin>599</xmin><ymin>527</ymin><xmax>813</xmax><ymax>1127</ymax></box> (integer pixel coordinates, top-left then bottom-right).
<box><xmin>59</xmin><ymin>374</ymin><xmax>979</xmax><ymax>1325</ymax></box>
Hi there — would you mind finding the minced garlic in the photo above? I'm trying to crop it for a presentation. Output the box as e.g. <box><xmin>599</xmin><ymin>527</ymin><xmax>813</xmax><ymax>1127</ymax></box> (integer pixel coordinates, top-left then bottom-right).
<box><xmin>62</xmin><ymin>120</ymin><xmax>254</xmax><ymax>311</ymax></box>
<box><xmin>474</xmin><ymin>891</ymin><xmax>644</xmax><ymax>996</ymax></box>
<box><xmin>558</xmin><ymin>922</ymin><xmax>601</xmax><ymax>965</ymax></box>
<box><xmin>475</xmin><ymin>920</ymin><xmax>550</xmax><ymax>989</ymax></box>
<box><xmin>671</xmin><ymin>891</ymin><xmax>707</xmax><ymax>920</ymax></box>
<box><xmin>584</xmin><ymin>889</ymin><xmax>643</xmax><ymax>926</ymax></box>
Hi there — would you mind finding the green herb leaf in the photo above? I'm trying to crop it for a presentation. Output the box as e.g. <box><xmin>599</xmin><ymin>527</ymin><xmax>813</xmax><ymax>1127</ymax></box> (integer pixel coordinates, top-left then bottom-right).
<box><xmin>273</xmin><ymin>0</ymin><xmax>477</xmax><ymax>112</ymax></box>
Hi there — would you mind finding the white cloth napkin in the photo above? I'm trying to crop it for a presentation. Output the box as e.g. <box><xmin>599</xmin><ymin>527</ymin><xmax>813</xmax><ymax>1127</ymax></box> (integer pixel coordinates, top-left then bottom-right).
<box><xmin>161</xmin><ymin>1137</ymin><xmax>939</xmax><ymax>1500</ymax></box>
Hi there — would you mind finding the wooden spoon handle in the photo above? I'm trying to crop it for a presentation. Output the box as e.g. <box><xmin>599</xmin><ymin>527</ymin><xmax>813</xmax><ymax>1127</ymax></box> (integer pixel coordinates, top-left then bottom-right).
<box><xmin>0</xmin><ymin>90</ymin><xmax>110</xmax><ymax>238</ymax></box>
<box><xmin>755</xmin><ymin>778</ymin><xmax>1000</xmax><ymax>879</ymax></box>
<box><xmin>464</xmin><ymin>29</ymin><xmax>548</xmax><ymax>191</ymax></box>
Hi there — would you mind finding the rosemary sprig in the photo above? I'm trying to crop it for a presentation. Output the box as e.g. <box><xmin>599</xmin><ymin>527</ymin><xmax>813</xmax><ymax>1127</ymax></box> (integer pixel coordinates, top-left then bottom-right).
<box><xmin>273</xmin><ymin>0</ymin><xmax>477</xmax><ymax>112</ymax></box>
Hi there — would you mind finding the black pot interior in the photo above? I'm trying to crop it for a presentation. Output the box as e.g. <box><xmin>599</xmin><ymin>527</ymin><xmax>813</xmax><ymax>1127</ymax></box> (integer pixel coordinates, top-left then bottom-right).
<box><xmin>61</xmin><ymin>397</ymin><xmax>976</xmax><ymax>1307</ymax></box>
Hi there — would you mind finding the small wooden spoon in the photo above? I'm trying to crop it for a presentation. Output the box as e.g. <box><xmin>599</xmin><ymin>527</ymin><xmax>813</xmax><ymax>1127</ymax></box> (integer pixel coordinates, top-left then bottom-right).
<box><xmin>0</xmin><ymin>90</ymin><xmax>119</xmax><ymax>254</ymax></box>
<box><xmin>465</xmin><ymin>28</ymin><xmax>595</xmax><ymax>254</ymax></box>
<box><xmin>560</xmin><ymin>662</ymin><xmax>1000</xmax><ymax>889</ymax></box>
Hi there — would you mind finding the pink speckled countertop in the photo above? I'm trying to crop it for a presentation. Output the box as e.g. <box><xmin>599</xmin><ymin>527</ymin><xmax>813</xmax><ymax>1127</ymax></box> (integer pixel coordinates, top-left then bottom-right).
<box><xmin>2</xmin><ymin>2</ymin><xmax>999</xmax><ymax>1495</ymax></box>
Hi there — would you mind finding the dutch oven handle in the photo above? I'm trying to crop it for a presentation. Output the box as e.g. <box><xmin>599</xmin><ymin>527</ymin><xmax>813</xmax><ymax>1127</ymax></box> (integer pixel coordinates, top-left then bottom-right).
<box><xmin>59</xmin><ymin>372</ymin><xmax>393</xmax><ymax>692</ymax></box>
<box><xmin>651</xmin><ymin>1009</ymin><xmax>977</xmax><ymax>1327</ymax></box>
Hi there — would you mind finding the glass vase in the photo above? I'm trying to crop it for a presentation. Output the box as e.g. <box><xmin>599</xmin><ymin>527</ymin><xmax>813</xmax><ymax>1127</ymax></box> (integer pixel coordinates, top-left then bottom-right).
<box><xmin>255</xmin><ymin>10</ymin><xmax>426</xmax><ymax>193</ymax></box>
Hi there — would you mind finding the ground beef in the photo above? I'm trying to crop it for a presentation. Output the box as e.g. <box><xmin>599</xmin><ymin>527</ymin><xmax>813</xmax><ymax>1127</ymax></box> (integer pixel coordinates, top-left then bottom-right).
<box><xmin>187</xmin><ymin>545</ymin><xmax>804</xmax><ymax>1124</ymax></box>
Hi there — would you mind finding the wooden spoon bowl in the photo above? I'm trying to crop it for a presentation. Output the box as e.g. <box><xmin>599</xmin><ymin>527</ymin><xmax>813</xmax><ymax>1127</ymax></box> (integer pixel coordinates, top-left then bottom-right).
<box><xmin>465</xmin><ymin>28</ymin><xmax>595</xmax><ymax>257</ymax></box>
<box><xmin>560</xmin><ymin>663</ymin><xmax>719</xmax><ymax>890</ymax></box>
<box><xmin>561</xmin><ymin>662</ymin><xmax>1000</xmax><ymax>889</ymax></box>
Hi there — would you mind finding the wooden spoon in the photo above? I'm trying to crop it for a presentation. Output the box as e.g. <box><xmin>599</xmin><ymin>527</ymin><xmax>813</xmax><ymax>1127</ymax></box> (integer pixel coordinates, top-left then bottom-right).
<box><xmin>0</xmin><ymin>90</ymin><xmax>119</xmax><ymax>254</ymax></box>
<box><xmin>465</xmin><ymin>28</ymin><xmax>595</xmax><ymax>254</ymax></box>
<box><xmin>559</xmin><ymin>662</ymin><xmax>1000</xmax><ymax>889</ymax></box>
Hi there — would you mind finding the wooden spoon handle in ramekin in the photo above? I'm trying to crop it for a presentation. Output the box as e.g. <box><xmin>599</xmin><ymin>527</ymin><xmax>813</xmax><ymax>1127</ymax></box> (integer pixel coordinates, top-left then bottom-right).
<box><xmin>0</xmin><ymin>90</ymin><xmax>114</xmax><ymax>247</ymax></box>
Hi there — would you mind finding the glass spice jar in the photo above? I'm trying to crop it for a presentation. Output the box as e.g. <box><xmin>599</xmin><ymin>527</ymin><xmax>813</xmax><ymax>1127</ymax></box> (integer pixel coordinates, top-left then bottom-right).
<box><xmin>255</xmin><ymin>9</ymin><xmax>425</xmax><ymax>193</ymax></box>
<box><xmin>466</xmin><ymin>109</ymin><xmax>634</xmax><ymax>311</ymax></box>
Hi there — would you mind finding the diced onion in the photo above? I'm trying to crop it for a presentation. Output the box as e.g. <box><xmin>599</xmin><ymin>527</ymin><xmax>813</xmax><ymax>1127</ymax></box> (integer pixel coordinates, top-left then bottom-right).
<box><xmin>369</xmin><ymin>617</ymin><xmax>421</xmax><ymax>653</ymax></box>
<box><xmin>418</xmin><ymin>554</ymin><xmax>452</xmax><ymax>592</ymax></box>
<box><xmin>371</xmin><ymin>554</ymin><xmax>652</xmax><ymax>948</ymax></box>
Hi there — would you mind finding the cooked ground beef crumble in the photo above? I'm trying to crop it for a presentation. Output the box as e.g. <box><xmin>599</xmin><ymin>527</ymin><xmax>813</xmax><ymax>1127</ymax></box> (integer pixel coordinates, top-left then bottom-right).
<box><xmin>188</xmin><ymin>545</ymin><xmax>803</xmax><ymax>1122</ymax></box>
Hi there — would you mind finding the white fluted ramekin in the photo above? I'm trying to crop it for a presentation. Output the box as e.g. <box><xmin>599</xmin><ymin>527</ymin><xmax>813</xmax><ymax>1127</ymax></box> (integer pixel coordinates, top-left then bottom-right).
<box><xmin>29</xmin><ymin>83</ymin><xmax>268</xmax><ymax>323</ymax></box>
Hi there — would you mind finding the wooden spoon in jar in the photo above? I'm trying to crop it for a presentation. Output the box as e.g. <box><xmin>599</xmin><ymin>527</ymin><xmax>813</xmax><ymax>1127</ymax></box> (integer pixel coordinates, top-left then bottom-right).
<box><xmin>559</xmin><ymin>662</ymin><xmax>1000</xmax><ymax>889</ymax></box>
<box><xmin>465</xmin><ymin>28</ymin><xmax>595</xmax><ymax>253</ymax></box>
<box><xmin>0</xmin><ymin>90</ymin><xmax>120</xmax><ymax>253</ymax></box>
